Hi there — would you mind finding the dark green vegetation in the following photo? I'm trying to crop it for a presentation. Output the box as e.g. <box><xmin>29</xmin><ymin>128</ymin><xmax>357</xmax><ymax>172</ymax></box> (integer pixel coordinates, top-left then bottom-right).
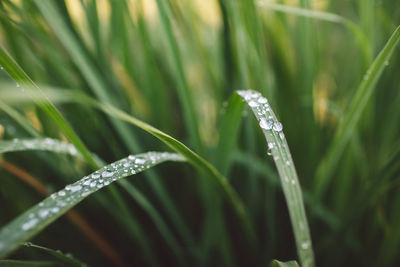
<box><xmin>0</xmin><ymin>0</ymin><xmax>399</xmax><ymax>266</ymax></box>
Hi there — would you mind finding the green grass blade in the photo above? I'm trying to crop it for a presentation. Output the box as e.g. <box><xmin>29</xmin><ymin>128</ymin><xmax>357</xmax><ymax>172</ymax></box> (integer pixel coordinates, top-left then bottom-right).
<box><xmin>154</xmin><ymin>0</ymin><xmax>202</xmax><ymax>152</ymax></box>
<box><xmin>0</xmin><ymin>87</ymin><xmax>254</xmax><ymax>238</ymax></box>
<box><xmin>270</xmin><ymin>259</ymin><xmax>299</xmax><ymax>267</ymax></box>
<box><xmin>314</xmin><ymin>25</ymin><xmax>400</xmax><ymax>198</ymax></box>
<box><xmin>214</xmin><ymin>93</ymin><xmax>245</xmax><ymax>176</ymax></box>
<box><xmin>0</xmin><ymin>260</ymin><xmax>60</xmax><ymax>266</ymax></box>
<box><xmin>0</xmin><ymin>138</ymin><xmax>185</xmax><ymax>264</ymax></box>
<box><xmin>238</xmin><ymin>90</ymin><xmax>315</xmax><ymax>267</ymax></box>
<box><xmin>0</xmin><ymin>46</ymin><xmax>97</xmax><ymax>169</ymax></box>
<box><xmin>0</xmin><ymin>138</ymin><xmax>78</xmax><ymax>155</ymax></box>
<box><xmin>258</xmin><ymin>2</ymin><xmax>372</xmax><ymax>65</ymax></box>
<box><xmin>0</xmin><ymin>151</ymin><xmax>184</xmax><ymax>258</ymax></box>
<box><xmin>23</xmin><ymin>242</ymin><xmax>86</xmax><ymax>267</ymax></box>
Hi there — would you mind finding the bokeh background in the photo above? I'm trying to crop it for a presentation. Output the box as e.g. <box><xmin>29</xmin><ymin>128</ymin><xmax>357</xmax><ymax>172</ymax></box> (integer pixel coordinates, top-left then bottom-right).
<box><xmin>0</xmin><ymin>0</ymin><xmax>400</xmax><ymax>266</ymax></box>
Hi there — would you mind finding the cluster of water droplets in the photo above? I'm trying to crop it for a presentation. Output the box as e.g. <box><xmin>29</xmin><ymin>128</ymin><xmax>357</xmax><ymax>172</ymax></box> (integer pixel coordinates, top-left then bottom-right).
<box><xmin>18</xmin><ymin>152</ymin><xmax>184</xmax><ymax>232</ymax></box>
<box><xmin>1</xmin><ymin>138</ymin><xmax>78</xmax><ymax>156</ymax></box>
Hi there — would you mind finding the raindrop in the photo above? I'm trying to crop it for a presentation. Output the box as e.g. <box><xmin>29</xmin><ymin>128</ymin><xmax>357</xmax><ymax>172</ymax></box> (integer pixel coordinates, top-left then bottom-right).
<box><xmin>39</xmin><ymin>209</ymin><xmax>49</xmax><ymax>218</ymax></box>
<box><xmin>259</xmin><ymin>118</ymin><xmax>273</xmax><ymax>130</ymax></box>
<box><xmin>135</xmin><ymin>158</ymin><xmax>146</xmax><ymax>165</ymax></box>
<box><xmin>101</xmin><ymin>170</ymin><xmax>114</xmax><ymax>178</ymax></box>
<box><xmin>22</xmin><ymin>219</ymin><xmax>38</xmax><ymax>231</ymax></box>
<box><xmin>257</xmin><ymin>97</ymin><xmax>268</xmax><ymax>104</ymax></box>
<box><xmin>83</xmin><ymin>180</ymin><xmax>91</xmax><ymax>186</ymax></box>
<box><xmin>90</xmin><ymin>181</ymin><xmax>97</xmax><ymax>188</ymax></box>
<box><xmin>92</xmin><ymin>173</ymin><xmax>100</xmax><ymax>179</ymax></box>
<box><xmin>51</xmin><ymin>207</ymin><xmax>59</xmax><ymax>213</ymax></box>
<box><xmin>301</xmin><ymin>242</ymin><xmax>310</xmax><ymax>250</ymax></box>
<box><xmin>248</xmin><ymin>100</ymin><xmax>259</xmax><ymax>107</ymax></box>
<box><xmin>69</xmin><ymin>185</ymin><xmax>82</xmax><ymax>192</ymax></box>
<box><xmin>273</xmin><ymin>121</ymin><xmax>283</xmax><ymax>132</ymax></box>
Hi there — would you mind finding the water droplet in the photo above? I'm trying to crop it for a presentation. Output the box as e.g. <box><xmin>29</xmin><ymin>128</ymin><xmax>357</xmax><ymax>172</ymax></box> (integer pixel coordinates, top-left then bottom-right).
<box><xmin>90</xmin><ymin>181</ymin><xmax>97</xmax><ymax>188</ymax></box>
<box><xmin>22</xmin><ymin>218</ymin><xmax>38</xmax><ymax>230</ymax></box>
<box><xmin>58</xmin><ymin>191</ymin><xmax>66</xmax><ymax>196</ymax></box>
<box><xmin>301</xmin><ymin>242</ymin><xmax>310</xmax><ymax>250</ymax></box>
<box><xmin>16</xmin><ymin>83</ymin><xmax>20</xmax><ymax>88</ymax></box>
<box><xmin>248</xmin><ymin>101</ymin><xmax>259</xmax><ymax>107</ymax></box>
<box><xmin>101</xmin><ymin>170</ymin><xmax>114</xmax><ymax>178</ymax></box>
<box><xmin>83</xmin><ymin>180</ymin><xmax>91</xmax><ymax>186</ymax></box>
<box><xmin>39</xmin><ymin>209</ymin><xmax>49</xmax><ymax>218</ymax></box>
<box><xmin>273</xmin><ymin>122</ymin><xmax>283</xmax><ymax>132</ymax></box>
<box><xmin>267</xmin><ymin>148</ymin><xmax>272</xmax><ymax>156</ymax></box>
<box><xmin>69</xmin><ymin>185</ymin><xmax>82</xmax><ymax>192</ymax></box>
<box><xmin>123</xmin><ymin>162</ymin><xmax>130</xmax><ymax>167</ymax></box>
<box><xmin>92</xmin><ymin>173</ymin><xmax>100</xmax><ymax>179</ymax></box>
<box><xmin>285</xmin><ymin>160</ymin><xmax>291</xmax><ymax>166</ymax></box>
<box><xmin>258</xmin><ymin>97</ymin><xmax>268</xmax><ymax>104</ymax></box>
<box><xmin>135</xmin><ymin>158</ymin><xmax>146</xmax><ymax>164</ymax></box>
<box><xmin>104</xmin><ymin>181</ymin><xmax>110</xmax><ymax>186</ymax></box>
<box><xmin>279</xmin><ymin>132</ymin><xmax>285</xmax><ymax>140</ymax></box>
<box><xmin>51</xmin><ymin>207</ymin><xmax>59</xmax><ymax>213</ymax></box>
<box><xmin>259</xmin><ymin>118</ymin><xmax>273</xmax><ymax>130</ymax></box>
<box><xmin>291</xmin><ymin>179</ymin><xmax>296</xmax><ymax>185</ymax></box>
<box><xmin>128</xmin><ymin>155</ymin><xmax>136</xmax><ymax>160</ymax></box>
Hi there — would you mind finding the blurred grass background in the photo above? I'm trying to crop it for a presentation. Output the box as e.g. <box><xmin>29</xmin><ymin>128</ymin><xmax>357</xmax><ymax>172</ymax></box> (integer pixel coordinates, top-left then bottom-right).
<box><xmin>0</xmin><ymin>0</ymin><xmax>399</xmax><ymax>266</ymax></box>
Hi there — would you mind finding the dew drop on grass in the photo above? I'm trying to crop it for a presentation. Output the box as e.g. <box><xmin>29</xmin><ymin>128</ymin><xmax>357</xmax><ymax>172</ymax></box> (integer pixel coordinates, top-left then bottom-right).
<box><xmin>22</xmin><ymin>218</ymin><xmax>38</xmax><ymax>231</ymax></box>
<box><xmin>267</xmin><ymin>148</ymin><xmax>272</xmax><ymax>156</ymax></box>
<box><xmin>101</xmin><ymin>170</ymin><xmax>114</xmax><ymax>178</ymax></box>
<box><xmin>90</xmin><ymin>181</ymin><xmax>97</xmax><ymax>188</ymax></box>
<box><xmin>301</xmin><ymin>241</ymin><xmax>310</xmax><ymax>250</ymax></box>
<box><xmin>273</xmin><ymin>121</ymin><xmax>283</xmax><ymax>132</ymax></box>
<box><xmin>259</xmin><ymin>118</ymin><xmax>273</xmax><ymax>130</ymax></box>
<box><xmin>135</xmin><ymin>158</ymin><xmax>146</xmax><ymax>164</ymax></box>
<box><xmin>248</xmin><ymin>100</ymin><xmax>259</xmax><ymax>107</ymax></box>
<box><xmin>258</xmin><ymin>97</ymin><xmax>268</xmax><ymax>104</ymax></box>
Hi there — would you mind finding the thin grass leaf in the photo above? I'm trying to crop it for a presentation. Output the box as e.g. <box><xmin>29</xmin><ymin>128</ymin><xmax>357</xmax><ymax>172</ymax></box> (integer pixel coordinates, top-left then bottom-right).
<box><xmin>238</xmin><ymin>90</ymin><xmax>314</xmax><ymax>267</ymax></box>
<box><xmin>0</xmin><ymin>260</ymin><xmax>61</xmax><ymax>266</ymax></box>
<box><xmin>270</xmin><ymin>259</ymin><xmax>299</xmax><ymax>267</ymax></box>
<box><xmin>0</xmin><ymin>46</ymin><xmax>97</xmax><ymax>169</ymax></box>
<box><xmin>0</xmin><ymin>138</ymin><xmax>185</xmax><ymax>264</ymax></box>
<box><xmin>214</xmin><ymin>93</ymin><xmax>245</xmax><ymax>176</ymax></box>
<box><xmin>258</xmin><ymin>2</ymin><xmax>372</xmax><ymax>64</ymax></box>
<box><xmin>0</xmin><ymin>151</ymin><xmax>184</xmax><ymax>258</ymax></box>
<box><xmin>314</xmin><ymin>25</ymin><xmax>400</xmax><ymax>198</ymax></box>
<box><xmin>23</xmin><ymin>242</ymin><xmax>86</xmax><ymax>267</ymax></box>
<box><xmin>0</xmin><ymin>138</ymin><xmax>78</xmax><ymax>155</ymax></box>
<box><xmin>2</xmin><ymin>88</ymin><xmax>254</xmax><ymax>238</ymax></box>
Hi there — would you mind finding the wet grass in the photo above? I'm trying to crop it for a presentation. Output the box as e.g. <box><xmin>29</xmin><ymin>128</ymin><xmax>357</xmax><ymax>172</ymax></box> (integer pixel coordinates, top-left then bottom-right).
<box><xmin>0</xmin><ymin>0</ymin><xmax>400</xmax><ymax>266</ymax></box>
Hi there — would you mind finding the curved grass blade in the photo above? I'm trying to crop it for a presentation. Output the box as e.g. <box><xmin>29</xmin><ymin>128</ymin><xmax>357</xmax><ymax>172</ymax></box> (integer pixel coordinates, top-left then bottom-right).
<box><xmin>0</xmin><ymin>138</ymin><xmax>78</xmax><ymax>156</ymax></box>
<box><xmin>0</xmin><ymin>47</ymin><xmax>97</xmax><ymax>169</ymax></box>
<box><xmin>0</xmin><ymin>260</ymin><xmax>60</xmax><ymax>266</ymax></box>
<box><xmin>0</xmin><ymin>152</ymin><xmax>184</xmax><ymax>258</ymax></box>
<box><xmin>270</xmin><ymin>259</ymin><xmax>299</xmax><ymax>267</ymax></box>
<box><xmin>314</xmin><ymin>25</ymin><xmax>400</xmax><ymax>198</ymax></box>
<box><xmin>0</xmin><ymin>88</ymin><xmax>254</xmax><ymax>237</ymax></box>
<box><xmin>23</xmin><ymin>242</ymin><xmax>86</xmax><ymax>267</ymax></box>
<box><xmin>0</xmin><ymin>140</ymin><xmax>185</xmax><ymax>264</ymax></box>
<box><xmin>237</xmin><ymin>90</ymin><xmax>315</xmax><ymax>267</ymax></box>
<box><xmin>214</xmin><ymin>93</ymin><xmax>245</xmax><ymax>176</ymax></box>
<box><xmin>258</xmin><ymin>2</ymin><xmax>371</xmax><ymax>64</ymax></box>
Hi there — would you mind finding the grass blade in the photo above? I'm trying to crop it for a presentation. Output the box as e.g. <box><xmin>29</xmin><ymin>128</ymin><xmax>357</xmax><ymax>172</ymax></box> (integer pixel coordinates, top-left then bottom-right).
<box><xmin>23</xmin><ymin>242</ymin><xmax>86</xmax><ymax>267</ymax></box>
<box><xmin>314</xmin><ymin>25</ymin><xmax>400</xmax><ymax>198</ymax></box>
<box><xmin>258</xmin><ymin>2</ymin><xmax>372</xmax><ymax>65</ymax></box>
<box><xmin>0</xmin><ymin>151</ymin><xmax>184</xmax><ymax>258</ymax></box>
<box><xmin>238</xmin><ymin>90</ymin><xmax>315</xmax><ymax>267</ymax></box>
<box><xmin>0</xmin><ymin>46</ymin><xmax>97</xmax><ymax>169</ymax></box>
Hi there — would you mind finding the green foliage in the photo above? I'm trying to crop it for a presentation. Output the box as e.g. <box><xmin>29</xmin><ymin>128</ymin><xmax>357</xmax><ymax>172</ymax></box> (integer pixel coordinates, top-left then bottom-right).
<box><xmin>0</xmin><ymin>0</ymin><xmax>400</xmax><ymax>266</ymax></box>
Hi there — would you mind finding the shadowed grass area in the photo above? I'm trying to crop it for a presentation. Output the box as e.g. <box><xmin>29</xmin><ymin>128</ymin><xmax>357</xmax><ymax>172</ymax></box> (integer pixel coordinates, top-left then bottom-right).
<box><xmin>0</xmin><ymin>0</ymin><xmax>400</xmax><ymax>266</ymax></box>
